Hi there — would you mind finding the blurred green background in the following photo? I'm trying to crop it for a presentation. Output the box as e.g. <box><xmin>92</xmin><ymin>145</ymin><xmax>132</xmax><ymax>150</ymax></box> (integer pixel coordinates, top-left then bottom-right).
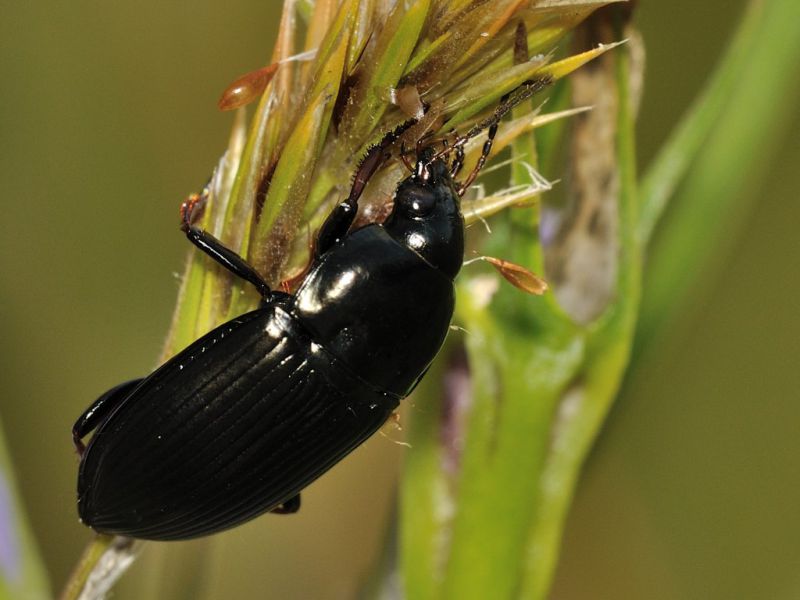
<box><xmin>1</xmin><ymin>1</ymin><xmax>798</xmax><ymax>599</ymax></box>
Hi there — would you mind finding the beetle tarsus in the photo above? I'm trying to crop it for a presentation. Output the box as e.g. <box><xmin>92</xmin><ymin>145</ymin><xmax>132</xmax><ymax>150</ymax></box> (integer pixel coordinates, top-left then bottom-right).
<box><xmin>180</xmin><ymin>190</ymin><xmax>207</xmax><ymax>228</ymax></box>
<box><xmin>73</xmin><ymin>435</ymin><xmax>86</xmax><ymax>457</ymax></box>
<box><xmin>179</xmin><ymin>184</ymin><xmax>272</xmax><ymax>298</ymax></box>
<box><xmin>271</xmin><ymin>494</ymin><xmax>301</xmax><ymax>514</ymax></box>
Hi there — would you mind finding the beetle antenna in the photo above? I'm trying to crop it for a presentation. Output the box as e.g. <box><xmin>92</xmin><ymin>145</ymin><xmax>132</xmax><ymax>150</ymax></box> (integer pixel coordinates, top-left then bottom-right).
<box><xmin>452</xmin><ymin>75</ymin><xmax>553</xmax><ymax>152</ymax></box>
<box><xmin>426</xmin><ymin>76</ymin><xmax>553</xmax><ymax>194</ymax></box>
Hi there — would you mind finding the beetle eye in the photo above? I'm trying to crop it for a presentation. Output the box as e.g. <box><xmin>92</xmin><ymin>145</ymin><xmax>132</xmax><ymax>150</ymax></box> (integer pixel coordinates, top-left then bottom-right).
<box><xmin>401</xmin><ymin>189</ymin><xmax>436</xmax><ymax>218</ymax></box>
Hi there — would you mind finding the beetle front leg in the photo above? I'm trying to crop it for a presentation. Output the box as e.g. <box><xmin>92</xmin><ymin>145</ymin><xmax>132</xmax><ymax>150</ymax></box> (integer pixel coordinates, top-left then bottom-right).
<box><xmin>73</xmin><ymin>379</ymin><xmax>143</xmax><ymax>456</ymax></box>
<box><xmin>180</xmin><ymin>190</ymin><xmax>272</xmax><ymax>299</ymax></box>
<box><xmin>270</xmin><ymin>493</ymin><xmax>301</xmax><ymax>514</ymax></box>
<box><xmin>315</xmin><ymin>200</ymin><xmax>359</xmax><ymax>258</ymax></box>
<box><xmin>316</xmin><ymin>118</ymin><xmax>418</xmax><ymax>257</ymax></box>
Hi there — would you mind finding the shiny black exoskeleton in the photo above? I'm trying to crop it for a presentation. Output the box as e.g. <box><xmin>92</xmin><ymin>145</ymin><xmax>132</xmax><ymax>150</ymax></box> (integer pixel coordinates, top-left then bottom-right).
<box><xmin>72</xmin><ymin>117</ymin><xmax>497</xmax><ymax>540</ymax></box>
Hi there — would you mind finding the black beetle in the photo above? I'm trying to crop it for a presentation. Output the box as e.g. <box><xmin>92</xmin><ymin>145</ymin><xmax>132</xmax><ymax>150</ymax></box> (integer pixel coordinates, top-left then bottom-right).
<box><xmin>73</xmin><ymin>82</ymin><xmax>547</xmax><ymax>540</ymax></box>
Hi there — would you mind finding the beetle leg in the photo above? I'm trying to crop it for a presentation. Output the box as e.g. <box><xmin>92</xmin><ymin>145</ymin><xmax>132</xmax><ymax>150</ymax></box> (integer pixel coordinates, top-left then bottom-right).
<box><xmin>399</xmin><ymin>142</ymin><xmax>414</xmax><ymax>173</ymax></box>
<box><xmin>454</xmin><ymin>78</ymin><xmax>545</xmax><ymax>195</ymax></box>
<box><xmin>457</xmin><ymin>119</ymin><xmax>499</xmax><ymax>196</ymax></box>
<box><xmin>422</xmin><ymin>77</ymin><xmax>551</xmax><ymax>195</ymax></box>
<box><xmin>450</xmin><ymin>144</ymin><xmax>465</xmax><ymax>178</ymax></box>
<box><xmin>404</xmin><ymin>364</ymin><xmax>432</xmax><ymax>397</ymax></box>
<box><xmin>180</xmin><ymin>190</ymin><xmax>272</xmax><ymax>299</ymax></box>
<box><xmin>73</xmin><ymin>378</ymin><xmax>143</xmax><ymax>456</ymax></box>
<box><xmin>271</xmin><ymin>493</ymin><xmax>301</xmax><ymax>514</ymax></box>
<box><xmin>316</xmin><ymin>118</ymin><xmax>417</xmax><ymax>257</ymax></box>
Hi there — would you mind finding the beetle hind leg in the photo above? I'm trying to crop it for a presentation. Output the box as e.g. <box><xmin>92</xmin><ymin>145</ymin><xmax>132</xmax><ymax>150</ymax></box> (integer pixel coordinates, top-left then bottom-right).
<box><xmin>271</xmin><ymin>494</ymin><xmax>301</xmax><ymax>515</ymax></box>
<box><xmin>73</xmin><ymin>378</ymin><xmax>143</xmax><ymax>456</ymax></box>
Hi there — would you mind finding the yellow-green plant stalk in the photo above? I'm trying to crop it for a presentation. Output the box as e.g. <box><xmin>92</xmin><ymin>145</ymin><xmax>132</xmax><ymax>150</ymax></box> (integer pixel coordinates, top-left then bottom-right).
<box><xmin>61</xmin><ymin>1</ymin><xmax>632</xmax><ymax>598</ymax></box>
<box><xmin>400</xmin><ymin>7</ymin><xmax>639</xmax><ymax>598</ymax></box>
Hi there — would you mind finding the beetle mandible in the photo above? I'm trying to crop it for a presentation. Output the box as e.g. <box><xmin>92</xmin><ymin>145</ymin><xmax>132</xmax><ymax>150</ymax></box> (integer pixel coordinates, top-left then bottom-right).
<box><xmin>72</xmin><ymin>81</ymin><xmax>548</xmax><ymax>540</ymax></box>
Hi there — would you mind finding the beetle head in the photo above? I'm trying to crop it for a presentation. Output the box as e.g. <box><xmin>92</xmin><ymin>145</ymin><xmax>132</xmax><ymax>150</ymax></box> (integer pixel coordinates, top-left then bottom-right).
<box><xmin>383</xmin><ymin>154</ymin><xmax>464</xmax><ymax>280</ymax></box>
